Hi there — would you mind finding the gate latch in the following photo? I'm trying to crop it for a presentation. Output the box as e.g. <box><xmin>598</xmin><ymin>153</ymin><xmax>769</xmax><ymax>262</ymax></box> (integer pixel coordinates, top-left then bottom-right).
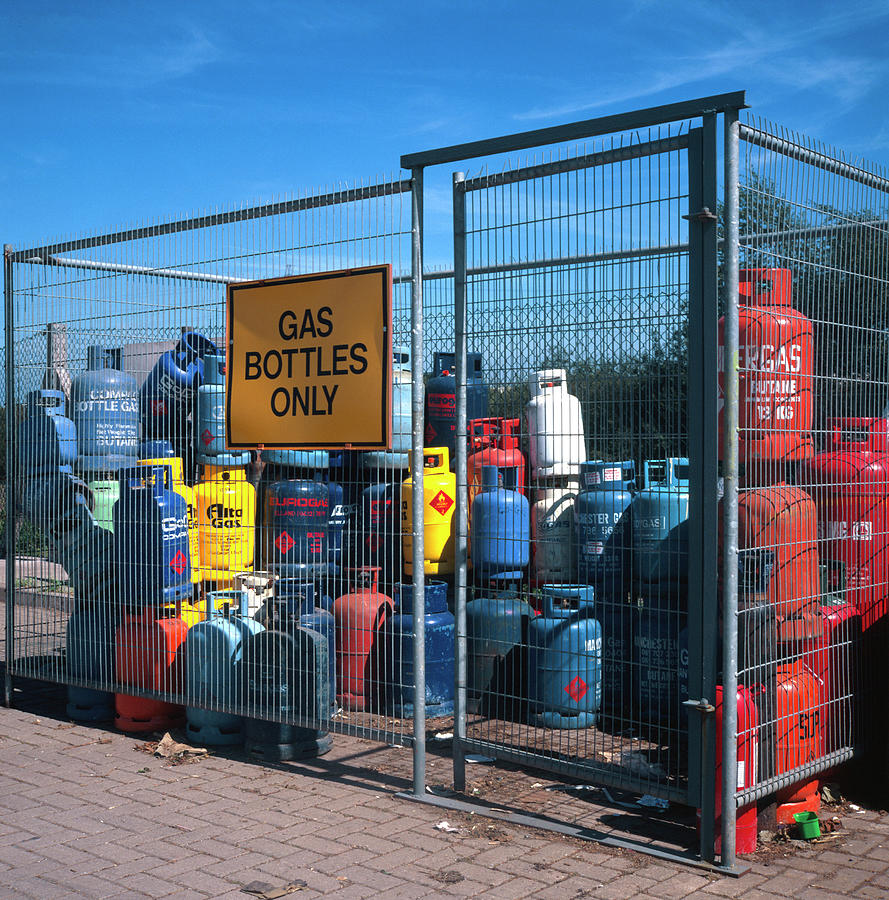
<box><xmin>683</xmin><ymin>207</ymin><xmax>718</xmax><ymax>223</ymax></box>
<box><xmin>682</xmin><ymin>697</ymin><xmax>716</xmax><ymax>714</ymax></box>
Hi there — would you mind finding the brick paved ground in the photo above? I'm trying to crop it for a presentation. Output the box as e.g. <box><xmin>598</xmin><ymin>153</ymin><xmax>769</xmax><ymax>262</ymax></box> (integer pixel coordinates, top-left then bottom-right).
<box><xmin>1</xmin><ymin>679</ymin><xmax>888</xmax><ymax>899</ymax></box>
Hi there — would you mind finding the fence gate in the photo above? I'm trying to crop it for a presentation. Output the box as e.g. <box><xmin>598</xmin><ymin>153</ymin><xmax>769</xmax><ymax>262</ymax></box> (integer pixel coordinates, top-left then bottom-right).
<box><xmin>434</xmin><ymin>119</ymin><xmax>721</xmax><ymax>855</ymax></box>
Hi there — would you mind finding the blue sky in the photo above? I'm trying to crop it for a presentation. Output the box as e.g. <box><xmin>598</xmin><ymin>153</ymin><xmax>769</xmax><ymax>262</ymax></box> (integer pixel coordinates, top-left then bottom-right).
<box><xmin>3</xmin><ymin>0</ymin><xmax>889</xmax><ymax>256</ymax></box>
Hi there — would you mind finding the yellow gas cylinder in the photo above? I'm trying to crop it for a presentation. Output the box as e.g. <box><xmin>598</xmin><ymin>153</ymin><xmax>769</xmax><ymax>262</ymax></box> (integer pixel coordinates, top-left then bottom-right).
<box><xmin>401</xmin><ymin>447</ymin><xmax>456</xmax><ymax>575</ymax></box>
<box><xmin>193</xmin><ymin>464</ymin><xmax>256</xmax><ymax>586</ymax></box>
<box><xmin>138</xmin><ymin>455</ymin><xmax>201</xmax><ymax>585</ymax></box>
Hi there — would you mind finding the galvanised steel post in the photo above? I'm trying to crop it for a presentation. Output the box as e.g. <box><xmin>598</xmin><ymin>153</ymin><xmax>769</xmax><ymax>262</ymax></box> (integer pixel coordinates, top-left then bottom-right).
<box><xmin>721</xmin><ymin>107</ymin><xmax>741</xmax><ymax>869</ymax></box>
<box><xmin>410</xmin><ymin>167</ymin><xmax>428</xmax><ymax>797</ymax></box>
<box><xmin>3</xmin><ymin>245</ymin><xmax>15</xmax><ymax>708</ymax></box>
<box><xmin>452</xmin><ymin>173</ymin><xmax>468</xmax><ymax>792</ymax></box>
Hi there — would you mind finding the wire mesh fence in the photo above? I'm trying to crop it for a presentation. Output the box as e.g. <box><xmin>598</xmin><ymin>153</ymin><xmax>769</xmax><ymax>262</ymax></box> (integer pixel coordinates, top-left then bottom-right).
<box><xmin>446</xmin><ymin>127</ymin><xmax>700</xmax><ymax>804</ymax></box>
<box><xmin>733</xmin><ymin>118</ymin><xmax>889</xmax><ymax>827</ymax></box>
<box><xmin>6</xmin><ymin>91</ymin><xmax>889</xmax><ymax>868</ymax></box>
<box><xmin>5</xmin><ymin>178</ymin><xmax>430</xmax><ymax>755</ymax></box>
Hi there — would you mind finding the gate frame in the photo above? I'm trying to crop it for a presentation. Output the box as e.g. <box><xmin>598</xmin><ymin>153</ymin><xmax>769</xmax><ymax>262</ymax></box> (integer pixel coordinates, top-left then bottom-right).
<box><xmin>400</xmin><ymin>90</ymin><xmax>746</xmax><ymax>871</ymax></box>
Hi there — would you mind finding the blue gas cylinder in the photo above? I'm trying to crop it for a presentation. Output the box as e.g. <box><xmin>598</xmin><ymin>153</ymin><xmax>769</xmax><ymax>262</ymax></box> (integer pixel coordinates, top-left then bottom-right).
<box><xmin>365</xmin><ymin>345</ymin><xmax>413</xmax><ymax>470</ymax></box>
<box><xmin>575</xmin><ymin>460</ymin><xmax>635</xmax><ymax>601</ymax></box>
<box><xmin>255</xmin><ymin>579</ymin><xmax>337</xmax><ymax>715</ymax></box>
<box><xmin>24</xmin><ymin>471</ymin><xmax>116</xmax><ymax>603</ymax></box>
<box><xmin>383</xmin><ymin>580</ymin><xmax>455</xmax><ymax>717</ymax></box>
<box><xmin>264</xmin><ymin>449</ymin><xmax>330</xmax><ymax>468</ymax></box>
<box><xmin>242</xmin><ymin>625</ymin><xmax>332</xmax><ymax>760</ymax></box>
<box><xmin>466</xmin><ymin>590</ymin><xmax>533</xmax><ymax>716</ymax></box>
<box><xmin>527</xmin><ymin>585</ymin><xmax>602</xmax><ymax>728</ymax></box>
<box><xmin>424</xmin><ymin>351</ymin><xmax>488</xmax><ymax>460</ymax></box>
<box><xmin>631</xmin><ymin>458</ymin><xmax>690</xmax><ymax>602</ymax></box>
<box><xmin>598</xmin><ymin>595</ymin><xmax>636</xmax><ymax>722</ymax></box>
<box><xmin>114</xmin><ymin>465</ymin><xmax>192</xmax><ymax>608</ymax></box>
<box><xmin>139</xmin><ymin>439</ymin><xmax>176</xmax><ymax>459</ymax></box>
<box><xmin>470</xmin><ymin>465</ymin><xmax>530</xmax><ymax>582</ymax></box>
<box><xmin>72</xmin><ymin>346</ymin><xmax>140</xmax><ymax>473</ymax></box>
<box><xmin>184</xmin><ymin>591</ymin><xmax>264</xmax><ymax>746</ymax></box>
<box><xmin>194</xmin><ymin>354</ymin><xmax>250</xmax><ymax>466</ymax></box>
<box><xmin>18</xmin><ymin>389</ymin><xmax>77</xmax><ymax>475</ymax></box>
<box><xmin>66</xmin><ymin>603</ymin><xmax>117</xmax><ymax>721</ymax></box>
<box><xmin>140</xmin><ymin>331</ymin><xmax>217</xmax><ymax>439</ymax></box>
<box><xmin>261</xmin><ymin>478</ymin><xmax>329</xmax><ymax>576</ymax></box>
<box><xmin>633</xmin><ymin>600</ymin><xmax>687</xmax><ymax>731</ymax></box>
<box><xmin>357</xmin><ymin>480</ymin><xmax>402</xmax><ymax>578</ymax></box>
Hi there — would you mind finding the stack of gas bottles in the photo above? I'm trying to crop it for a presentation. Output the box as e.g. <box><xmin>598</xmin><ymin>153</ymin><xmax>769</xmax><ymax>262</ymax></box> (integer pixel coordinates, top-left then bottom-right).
<box><xmin>18</xmin><ymin>268</ymin><xmax>882</xmax><ymax>842</ymax></box>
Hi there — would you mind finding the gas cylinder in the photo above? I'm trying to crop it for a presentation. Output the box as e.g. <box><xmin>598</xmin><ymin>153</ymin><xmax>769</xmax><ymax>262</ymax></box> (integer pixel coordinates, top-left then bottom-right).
<box><xmin>17</xmin><ymin>389</ymin><xmax>77</xmax><ymax>475</ymax></box>
<box><xmin>333</xmin><ymin>568</ymin><xmax>394</xmax><ymax>710</ymax></box>
<box><xmin>466</xmin><ymin>590</ymin><xmax>533</xmax><ymax>716</ymax></box>
<box><xmin>235</xmin><ymin>570</ymin><xmax>276</xmax><ymax>619</ymax></box>
<box><xmin>27</xmin><ymin>472</ymin><xmax>115</xmax><ymax>603</ymax></box>
<box><xmin>384</xmin><ymin>580</ymin><xmax>455</xmax><ymax>717</ymax></box>
<box><xmin>401</xmin><ymin>448</ymin><xmax>456</xmax><ymax>576</ymax></box>
<box><xmin>195</xmin><ymin>354</ymin><xmax>251</xmax><ymax>466</ymax></box>
<box><xmin>256</xmin><ymin>579</ymin><xmax>337</xmax><ymax>715</ymax></box>
<box><xmin>242</xmin><ymin>625</ymin><xmax>332</xmax><ymax>760</ymax></box>
<box><xmin>114</xmin><ymin>466</ymin><xmax>192</xmax><ymax>608</ymax></box>
<box><xmin>527</xmin><ymin>585</ymin><xmax>601</xmax><ymax>728</ymax></box>
<box><xmin>357</xmin><ymin>479</ymin><xmax>402</xmax><ymax>578</ymax></box>
<box><xmin>114</xmin><ymin>612</ymin><xmax>187</xmax><ymax>732</ymax></box>
<box><xmin>736</xmin><ymin>482</ymin><xmax>819</xmax><ymax>626</ymax></box>
<box><xmin>575</xmin><ymin>460</ymin><xmax>635</xmax><ymax>601</ymax></box>
<box><xmin>72</xmin><ymin>346</ymin><xmax>140</xmax><ymax>473</ymax></box>
<box><xmin>525</xmin><ymin>369</ymin><xmax>585</xmax><ymax>479</ymax></box>
<box><xmin>88</xmin><ymin>478</ymin><xmax>119</xmax><ymax>533</ymax></box>
<box><xmin>194</xmin><ymin>464</ymin><xmax>256</xmax><ymax>586</ymax></box>
<box><xmin>803</xmin><ymin>418</ymin><xmax>889</xmax><ymax>631</ymax></box>
<box><xmin>467</xmin><ymin>417</ymin><xmax>526</xmax><ymax>503</ymax></box>
<box><xmin>706</xmin><ymin>685</ymin><xmax>759</xmax><ymax>855</ymax></box>
<box><xmin>718</xmin><ymin>268</ymin><xmax>814</xmax><ymax>464</ymax></box>
<box><xmin>184</xmin><ymin>593</ymin><xmax>263</xmax><ymax>746</ymax></box>
<box><xmin>785</xmin><ymin>563</ymin><xmax>860</xmax><ymax>757</ymax></box>
<box><xmin>632</xmin><ymin>458</ymin><xmax>690</xmax><ymax>601</ymax></box>
<box><xmin>424</xmin><ymin>351</ymin><xmax>488</xmax><ymax>459</ymax></box>
<box><xmin>66</xmin><ymin>603</ymin><xmax>116</xmax><ymax>721</ymax></box>
<box><xmin>633</xmin><ymin>598</ymin><xmax>687</xmax><ymax>731</ymax></box>
<box><xmin>139</xmin><ymin>454</ymin><xmax>200</xmax><ymax>585</ymax></box>
<box><xmin>261</xmin><ymin>478</ymin><xmax>328</xmax><ymax>577</ymax></box>
<box><xmin>470</xmin><ymin>465</ymin><xmax>530</xmax><ymax>582</ymax></box>
<box><xmin>139</xmin><ymin>439</ymin><xmax>176</xmax><ymax>459</ymax></box>
<box><xmin>775</xmin><ymin>660</ymin><xmax>821</xmax><ymax>823</ymax></box>
<box><xmin>365</xmin><ymin>344</ymin><xmax>412</xmax><ymax>470</ymax></box>
<box><xmin>530</xmin><ymin>480</ymin><xmax>578</xmax><ymax>584</ymax></box>
<box><xmin>598</xmin><ymin>595</ymin><xmax>635</xmax><ymax>723</ymax></box>
<box><xmin>140</xmin><ymin>331</ymin><xmax>217</xmax><ymax>439</ymax></box>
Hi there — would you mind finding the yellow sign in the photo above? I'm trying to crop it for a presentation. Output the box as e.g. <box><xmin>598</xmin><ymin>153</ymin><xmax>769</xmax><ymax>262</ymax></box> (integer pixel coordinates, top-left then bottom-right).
<box><xmin>226</xmin><ymin>265</ymin><xmax>392</xmax><ymax>449</ymax></box>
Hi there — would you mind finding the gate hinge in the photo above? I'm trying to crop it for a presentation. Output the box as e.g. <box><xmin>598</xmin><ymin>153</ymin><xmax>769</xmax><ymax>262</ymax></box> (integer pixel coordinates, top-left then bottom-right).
<box><xmin>683</xmin><ymin>207</ymin><xmax>718</xmax><ymax>223</ymax></box>
<box><xmin>682</xmin><ymin>697</ymin><xmax>716</xmax><ymax>714</ymax></box>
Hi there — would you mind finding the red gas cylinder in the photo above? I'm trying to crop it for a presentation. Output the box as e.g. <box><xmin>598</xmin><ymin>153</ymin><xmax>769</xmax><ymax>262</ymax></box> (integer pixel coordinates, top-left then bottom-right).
<box><xmin>333</xmin><ymin>567</ymin><xmax>394</xmax><ymax>711</ymax></box>
<box><xmin>737</xmin><ymin>483</ymin><xmax>820</xmax><ymax>630</ymax></box>
<box><xmin>704</xmin><ymin>685</ymin><xmax>758</xmax><ymax>856</ymax></box>
<box><xmin>718</xmin><ymin>268</ymin><xmax>814</xmax><ymax>465</ymax></box>
<box><xmin>467</xmin><ymin>417</ymin><xmax>526</xmax><ymax>504</ymax></box>
<box><xmin>115</xmin><ymin>612</ymin><xmax>187</xmax><ymax>732</ymax></box>
<box><xmin>803</xmin><ymin>418</ymin><xmax>889</xmax><ymax>632</ymax></box>
<box><xmin>775</xmin><ymin>660</ymin><xmax>821</xmax><ymax>822</ymax></box>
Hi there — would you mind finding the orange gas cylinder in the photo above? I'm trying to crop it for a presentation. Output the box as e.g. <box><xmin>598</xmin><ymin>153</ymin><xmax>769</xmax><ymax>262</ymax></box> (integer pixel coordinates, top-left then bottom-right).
<box><xmin>718</xmin><ymin>268</ymin><xmax>814</xmax><ymax>464</ymax></box>
<box><xmin>333</xmin><ymin>567</ymin><xmax>394</xmax><ymax>711</ymax></box>
<box><xmin>114</xmin><ymin>612</ymin><xmax>187</xmax><ymax>732</ymax></box>
<box><xmin>737</xmin><ymin>483</ymin><xmax>820</xmax><ymax>630</ymax></box>
<box><xmin>803</xmin><ymin>418</ymin><xmax>889</xmax><ymax>632</ymax></box>
<box><xmin>467</xmin><ymin>417</ymin><xmax>526</xmax><ymax>505</ymax></box>
<box><xmin>775</xmin><ymin>660</ymin><xmax>821</xmax><ymax>820</ymax></box>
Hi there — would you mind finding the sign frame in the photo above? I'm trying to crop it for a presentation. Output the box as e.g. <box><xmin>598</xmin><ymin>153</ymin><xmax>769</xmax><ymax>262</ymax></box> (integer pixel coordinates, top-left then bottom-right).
<box><xmin>225</xmin><ymin>264</ymin><xmax>392</xmax><ymax>450</ymax></box>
